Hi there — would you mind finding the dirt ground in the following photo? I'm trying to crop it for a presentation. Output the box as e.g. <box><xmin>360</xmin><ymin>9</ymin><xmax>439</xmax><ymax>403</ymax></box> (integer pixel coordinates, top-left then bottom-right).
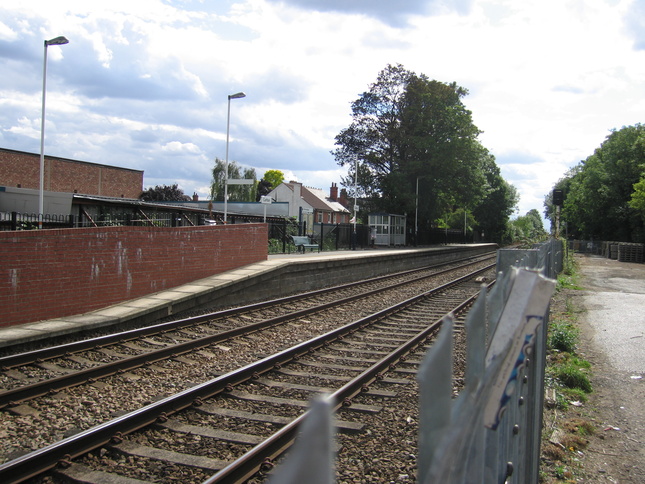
<box><xmin>542</xmin><ymin>254</ymin><xmax>644</xmax><ymax>483</ymax></box>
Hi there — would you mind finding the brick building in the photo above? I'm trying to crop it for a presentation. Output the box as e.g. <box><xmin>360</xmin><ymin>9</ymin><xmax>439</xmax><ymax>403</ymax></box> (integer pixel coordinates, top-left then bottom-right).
<box><xmin>0</xmin><ymin>147</ymin><xmax>143</xmax><ymax>199</ymax></box>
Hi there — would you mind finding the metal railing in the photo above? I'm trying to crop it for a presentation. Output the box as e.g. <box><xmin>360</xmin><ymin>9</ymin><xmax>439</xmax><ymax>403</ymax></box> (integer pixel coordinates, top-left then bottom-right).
<box><xmin>0</xmin><ymin>211</ymin><xmax>74</xmax><ymax>231</ymax></box>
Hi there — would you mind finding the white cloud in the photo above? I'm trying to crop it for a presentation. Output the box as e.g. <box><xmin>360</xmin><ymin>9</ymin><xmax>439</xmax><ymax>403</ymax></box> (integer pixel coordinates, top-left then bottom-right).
<box><xmin>162</xmin><ymin>141</ymin><xmax>202</xmax><ymax>154</ymax></box>
<box><xmin>1</xmin><ymin>0</ymin><xmax>644</xmax><ymax>219</ymax></box>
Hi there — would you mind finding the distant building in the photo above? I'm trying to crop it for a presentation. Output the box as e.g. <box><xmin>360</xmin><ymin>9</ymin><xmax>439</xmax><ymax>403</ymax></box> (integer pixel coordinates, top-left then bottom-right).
<box><xmin>0</xmin><ymin>147</ymin><xmax>143</xmax><ymax>200</ymax></box>
<box><xmin>268</xmin><ymin>181</ymin><xmax>351</xmax><ymax>225</ymax></box>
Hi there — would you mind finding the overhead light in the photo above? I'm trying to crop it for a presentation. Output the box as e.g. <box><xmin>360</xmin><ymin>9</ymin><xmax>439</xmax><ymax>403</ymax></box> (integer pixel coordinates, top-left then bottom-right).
<box><xmin>46</xmin><ymin>36</ymin><xmax>69</xmax><ymax>46</ymax></box>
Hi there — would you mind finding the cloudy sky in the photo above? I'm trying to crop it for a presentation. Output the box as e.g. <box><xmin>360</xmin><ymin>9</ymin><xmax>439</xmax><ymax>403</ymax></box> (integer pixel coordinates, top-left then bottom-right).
<box><xmin>1</xmin><ymin>0</ymin><xmax>644</xmax><ymax>222</ymax></box>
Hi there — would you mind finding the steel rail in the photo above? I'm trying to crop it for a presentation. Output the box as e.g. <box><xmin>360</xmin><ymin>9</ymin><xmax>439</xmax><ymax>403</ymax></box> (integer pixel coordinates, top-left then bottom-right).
<box><xmin>204</xmin><ymin>280</ymin><xmax>494</xmax><ymax>483</ymax></box>
<box><xmin>0</xmin><ymin>265</ymin><xmax>493</xmax><ymax>484</ymax></box>
<box><xmin>0</xmin><ymin>260</ymin><xmax>495</xmax><ymax>408</ymax></box>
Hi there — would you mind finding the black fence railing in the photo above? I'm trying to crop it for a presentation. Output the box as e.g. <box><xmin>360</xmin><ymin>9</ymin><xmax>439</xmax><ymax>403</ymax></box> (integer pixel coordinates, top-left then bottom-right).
<box><xmin>3</xmin><ymin>211</ymin><xmax>477</xmax><ymax>253</ymax></box>
<box><xmin>0</xmin><ymin>212</ymin><xmax>75</xmax><ymax>231</ymax></box>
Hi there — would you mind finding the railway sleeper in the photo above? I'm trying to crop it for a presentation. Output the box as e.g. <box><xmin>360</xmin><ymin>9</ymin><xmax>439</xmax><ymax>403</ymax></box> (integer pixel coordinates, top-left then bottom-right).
<box><xmin>223</xmin><ymin>389</ymin><xmax>382</xmax><ymax>413</ymax></box>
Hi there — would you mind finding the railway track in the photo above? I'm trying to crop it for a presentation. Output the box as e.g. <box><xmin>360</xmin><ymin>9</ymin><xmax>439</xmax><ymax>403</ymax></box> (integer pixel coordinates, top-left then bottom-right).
<box><xmin>0</xmin><ymin>255</ymin><xmax>494</xmax><ymax>409</ymax></box>
<box><xmin>0</xmin><ymin>264</ymin><xmax>495</xmax><ymax>483</ymax></box>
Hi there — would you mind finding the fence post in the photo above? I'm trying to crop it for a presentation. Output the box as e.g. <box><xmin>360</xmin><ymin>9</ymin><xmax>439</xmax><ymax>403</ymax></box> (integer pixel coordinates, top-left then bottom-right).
<box><xmin>267</xmin><ymin>396</ymin><xmax>335</xmax><ymax>484</ymax></box>
<box><xmin>282</xmin><ymin>219</ymin><xmax>287</xmax><ymax>253</ymax></box>
<box><xmin>11</xmin><ymin>211</ymin><xmax>17</xmax><ymax>231</ymax></box>
<box><xmin>335</xmin><ymin>223</ymin><xmax>340</xmax><ymax>250</ymax></box>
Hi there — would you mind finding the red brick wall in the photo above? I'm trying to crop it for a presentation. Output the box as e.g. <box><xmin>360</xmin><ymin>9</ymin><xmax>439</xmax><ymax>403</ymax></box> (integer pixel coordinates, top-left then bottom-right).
<box><xmin>0</xmin><ymin>224</ymin><xmax>268</xmax><ymax>327</ymax></box>
<box><xmin>0</xmin><ymin>148</ymin><xmax>143</xmax><ymax>198</ymax></box>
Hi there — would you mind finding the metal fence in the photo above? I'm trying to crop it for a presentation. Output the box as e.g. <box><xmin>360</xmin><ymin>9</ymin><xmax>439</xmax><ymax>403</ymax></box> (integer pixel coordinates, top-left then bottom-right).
<box><xmin>0</xmin><ymin>210</ymin><xmax>206</xmax><ymax>231</ymax></box>
<box><xmin>0</xmin><ymin>211</ymin><xmax>75</xmax><ymax>231</ymax></box>
<box><xmin>265</xmin><ymin>239</ymin><xmax>562</xmax><ymax>483</ymax></box>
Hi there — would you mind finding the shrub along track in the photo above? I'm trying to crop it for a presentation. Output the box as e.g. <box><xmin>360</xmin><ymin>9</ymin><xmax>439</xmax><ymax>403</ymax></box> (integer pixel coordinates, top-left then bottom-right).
<box><xmin>0</xmin><ymin>264</ymin><xmax>495</xmax><ymax>483</ymax></box>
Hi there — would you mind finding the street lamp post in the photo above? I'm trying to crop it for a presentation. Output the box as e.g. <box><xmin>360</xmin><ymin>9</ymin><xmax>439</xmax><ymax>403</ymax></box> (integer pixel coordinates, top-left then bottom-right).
<box><xmin>224</xmin><ymin>91</ymin><xmax>246</xmax><ymax>223</ymax></box>
<box><xmin>39</xmin><ymin>36</ymin><xmax>69</xmax><ymax>229</ymax></box>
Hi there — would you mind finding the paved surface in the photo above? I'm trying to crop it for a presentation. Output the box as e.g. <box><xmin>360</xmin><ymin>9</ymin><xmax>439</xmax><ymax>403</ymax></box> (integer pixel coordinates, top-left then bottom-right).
<box><xmin>575</xmin><ymin>254</ymin><xmax>644</xmax><ymax>481</ymax></box>
<box><xmin>578</xmin><ymin>255</ymin><xmax>645</xmax><ymax>373</ymax></box>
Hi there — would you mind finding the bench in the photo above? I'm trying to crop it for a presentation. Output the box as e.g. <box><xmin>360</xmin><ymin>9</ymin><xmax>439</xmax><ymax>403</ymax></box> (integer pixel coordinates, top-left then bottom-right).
<box><xmin>291</xmin><ymin>235</ymin><xmax>319</xmax><ymax>253</ymax></box>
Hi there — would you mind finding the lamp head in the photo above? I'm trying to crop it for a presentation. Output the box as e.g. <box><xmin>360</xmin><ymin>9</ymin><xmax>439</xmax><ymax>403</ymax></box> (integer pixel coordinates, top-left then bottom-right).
<box><xmin>46</xmin><ymin>36</ymin><xmax>69</xmax><ymax>46</ymax></box>
<box><xmin>228</xmin><ymin>92</ymin><xmax>246</xmax><ymax>100</ymax></box>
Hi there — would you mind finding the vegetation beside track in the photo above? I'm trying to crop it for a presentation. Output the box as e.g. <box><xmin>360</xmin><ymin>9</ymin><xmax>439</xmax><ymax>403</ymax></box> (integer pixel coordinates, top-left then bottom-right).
<box><xmin>540</xmin><ymin>253</ymin><xmax>595</xmax><ymax>483</ymax></box>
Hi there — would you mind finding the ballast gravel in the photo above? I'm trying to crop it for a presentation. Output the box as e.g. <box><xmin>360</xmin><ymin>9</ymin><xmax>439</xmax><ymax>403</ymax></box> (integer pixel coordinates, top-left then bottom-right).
<box><xmin>0</xmin><ymin>269</ymin><xmax>477</xmax><ymax>483</ymax></box>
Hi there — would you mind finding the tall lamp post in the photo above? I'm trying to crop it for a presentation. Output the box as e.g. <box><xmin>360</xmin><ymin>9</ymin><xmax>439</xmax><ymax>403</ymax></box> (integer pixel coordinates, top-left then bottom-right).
<box><xmin>39</xmin><ymin>36</ymin><xmax>69</xmax><ymax>229</ymax></box>
<box><xmin>224</xmin><ymin>91</ymin><xmax>246</xmax><ymax>223</ymax></box>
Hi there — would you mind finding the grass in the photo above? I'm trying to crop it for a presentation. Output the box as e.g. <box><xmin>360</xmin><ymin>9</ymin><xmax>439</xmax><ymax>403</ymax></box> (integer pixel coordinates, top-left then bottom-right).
<box><xmin>553</xmin><ymin>363</ymin><xmax>592</xmax><ymax>393</ymax></box>
<box><xmin>549</xmin><ymin>322</ymin><xmax>579</xmax><ymax>353</ymax></box>
<box><xmin>557</xmin><ymin>250</ymin><xmax>585</xmax><ymax>291</ymax></box>
<box><xmin>541</xmin><ymin>250</ymin><xmax>596</xmax><ymax>483</ymax></box>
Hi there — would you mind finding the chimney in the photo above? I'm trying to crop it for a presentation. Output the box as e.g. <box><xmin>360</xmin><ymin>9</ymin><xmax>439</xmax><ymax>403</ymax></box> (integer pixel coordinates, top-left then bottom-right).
<box><xmin>290</xmin><ymin>181</ymin><xmax>302</xmax><ymax>199</ymax></box>
<box><xmin>193</xmin><ymin>192</ymin><xmax>199</xmax><ymax>201</ymax></box>
<box><xmin>339</xmin><ymin>188</ymin><xmax>348</xmax><ymax>208</ymax></box>
<box><xmin>330</xmin><ymin>182</ymin><xmax>338</xmax><ymax>201</ymax></box>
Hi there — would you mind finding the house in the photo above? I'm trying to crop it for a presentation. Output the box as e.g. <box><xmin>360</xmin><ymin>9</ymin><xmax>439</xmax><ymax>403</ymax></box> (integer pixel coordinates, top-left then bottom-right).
<box><xmin>268</xmin><ymin>181</ymin><xmax>351</xmax><ymax>225</ymax></box>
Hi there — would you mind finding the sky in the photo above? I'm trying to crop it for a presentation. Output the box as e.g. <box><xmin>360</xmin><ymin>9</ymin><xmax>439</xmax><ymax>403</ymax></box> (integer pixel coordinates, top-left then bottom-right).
<box><xmin>1</xmin><ymin>0</ymin><xmax>644</xmax><ymax>225</ymax></box>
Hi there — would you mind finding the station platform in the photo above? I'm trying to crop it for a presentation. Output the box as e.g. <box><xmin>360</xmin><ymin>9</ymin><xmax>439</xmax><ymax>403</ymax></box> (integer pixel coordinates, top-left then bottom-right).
<box><xmin>0</xmin><ymin>244</ymin><xmax>496</xmax><ymax>350</ymax></box>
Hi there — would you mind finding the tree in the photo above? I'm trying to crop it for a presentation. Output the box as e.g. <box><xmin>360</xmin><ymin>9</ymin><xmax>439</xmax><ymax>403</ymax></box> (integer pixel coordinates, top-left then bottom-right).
<box><xmin>629</xmin><ymin>175</ymin><xmax>645</xmax><ymax>216</ymax></box>
<box><xmin>332</xmin><ymin>63</ymin><xmax>496</xmax><ymax>230</ymax></box>
<box><xmin>546</xmin><ymin>124</ymin><xmax>645</xmax><ymax>241</ymax></box>
<box><xmin>473</xmin><ymin>154</ymin><xmax>519</xmax><ymax>242</ymax></box>
<box><xmin>140</xmin><ymin>184</ymin><xmax>191</xmax><ymax>202</ymax></box>
<box><xmin>507</xmin><ymin>209</ymin><xmax>547</xmax><ymax>243</ymax></box>
<box><xmin>210</xmin><ymin>158</ymin><xmax>257</xmax><ymax>202</ymax></box>
<box><xmin>256</xmin><ymin>169</ymin><xmax>285</xmax><ymax>201</ymax></box>
<box><xmin>262</xmin><ymin>170</ymin><xmax>285</xmax><ymax>190</ymax></box>
<box><xmin>543</xmin><ymin>165</ymin><xmax>581</xmax><ymax>234</ymax></box>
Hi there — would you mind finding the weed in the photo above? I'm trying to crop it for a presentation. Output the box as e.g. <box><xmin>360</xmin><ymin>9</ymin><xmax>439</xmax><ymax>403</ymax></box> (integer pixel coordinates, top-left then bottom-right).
<box><xmin>554</xmin><ymin>364</ymin><xmax>592</xmax><ymax>393</ymax></box>
<box><xmin>549</xmin><ymin>322</ymin><xmax>579</xmax><ymax>353</ymax></box>
<box><xmin>567</xmin><ymin>356</ymin><xmax>590</xmax><ymax>369</ymax></box>
<box><xmin>560</xmin><ymin>433</ymin><xmax>588</xmax><ymax>451</ymax></box>
<box><xmin>561</xmin><ymin>387</ymin><xmax>588</xmax><ymax>404</ymax></box>
<box><xmin>555</xmin><ymin>391</ymin><xmax>571</xmax><ymax>410</ymax></box>
<box><xmin>562</xmin><ymin>418</ymin><xmax>595</xmax><ymax>437</ymax></box>
<box><xmin>543</xmin><ymin>443</ymin><xmax>566</xmax><ymax>461</ymax></box>
<box><xmin>554</xmin><ymin>464</ymin><xmax>568</xmax><ymax>479</ymax></box>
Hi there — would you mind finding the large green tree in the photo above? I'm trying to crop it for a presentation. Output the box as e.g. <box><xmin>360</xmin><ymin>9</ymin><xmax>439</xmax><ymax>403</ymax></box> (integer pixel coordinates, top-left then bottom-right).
<box><xmin>333</xmin><ymin>63</ymin><xmax>515</xmax><ymax>242</ymax></box>
<box><xmin>210</xmin><ymin>158</ymin><xmax>257</xmax><ymax>202</ymax></box>
<box><xmin>507</xmin><ymin>209</ymin><xmax>547</xmax><ymax>243</ymax></box>
<box><xmin>472</xmin><ymin>154</ymin><xmax>519</xmax><ymax>242</ymax></box>
<box><xmin>546</xmin><ymin>124</ymin><xmax>645</xmax><ymax>241</ymax></box>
